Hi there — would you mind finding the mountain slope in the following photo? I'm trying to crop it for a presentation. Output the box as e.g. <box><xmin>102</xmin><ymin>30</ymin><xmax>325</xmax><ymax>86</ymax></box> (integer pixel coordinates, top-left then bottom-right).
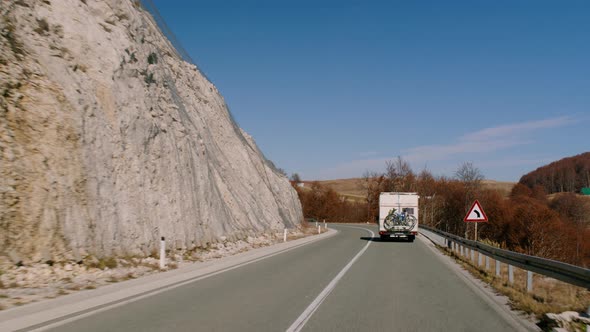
<box><xmin>519</xmin><ymin>152</ymin><xmax>590</xmax><ymax>194</ymax></box>
<box><xmin>0</xmin><ymin>0</ymin><xmax>302</xmax><ymax>262</ymax></box>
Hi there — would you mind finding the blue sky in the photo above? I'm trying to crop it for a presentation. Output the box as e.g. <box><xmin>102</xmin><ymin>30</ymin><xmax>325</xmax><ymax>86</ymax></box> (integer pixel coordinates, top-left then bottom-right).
<box><xmin>152</xmin><ymin>0</ymin><xmax>589</xmax><ymax>181</ymax></box>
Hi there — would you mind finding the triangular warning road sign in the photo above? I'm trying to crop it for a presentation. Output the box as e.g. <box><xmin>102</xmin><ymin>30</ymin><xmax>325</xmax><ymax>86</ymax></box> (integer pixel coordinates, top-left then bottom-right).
<box><xmin>464</xmin><ymin>200</ymin><xmax>488</xmax><ymax>222</ymax></box>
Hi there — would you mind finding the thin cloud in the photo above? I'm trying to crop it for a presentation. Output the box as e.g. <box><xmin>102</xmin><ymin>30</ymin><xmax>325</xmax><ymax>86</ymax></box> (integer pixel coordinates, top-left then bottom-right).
<box><xmin>308</xmin><ymin>116</ymin><xmax>578</xmax><ymax>180</ymax></box>
<box><xmin>461</xmin><ymin>116</ymin><xmax>576</xmax><ymax>142</ymax></box>
<box><xmin>403</xmin><ymin>116</ymin><xmax>576</xmax><ymax>164</ymax></box>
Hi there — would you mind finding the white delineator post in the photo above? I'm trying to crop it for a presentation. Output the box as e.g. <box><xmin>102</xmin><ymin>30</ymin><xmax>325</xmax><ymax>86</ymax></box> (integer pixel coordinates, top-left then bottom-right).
<box><xmin>159</xmin><ymin>236</ymin><xmax>166</xmax><ymax>269</ymax></box>
<box><xmin>283</xmin><ymin>229</ymin><xmax>287</xmax><ymax>243</ymax></box>
<box><xmin>324</xmin><ymin>220</ymin><xmax>327</xmax><ymax>229</ymax></box>
<box><xmin>318</xmin><ymin>225</ymin><xmax>321</xmax><ymax>234</ymax></box>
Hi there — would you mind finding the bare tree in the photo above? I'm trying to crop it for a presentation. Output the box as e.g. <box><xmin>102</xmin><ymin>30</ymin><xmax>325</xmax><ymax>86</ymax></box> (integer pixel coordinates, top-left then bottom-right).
<box><xmin>361</xmin><ymin>170</ymin><xmax>386</xmax><ymax>223</ymax></box>
<box><xmin>290</xmin><ymin>173</ymin><xmax>301</xmax><ymax>183</ymax></box>
<box><xmin>455</xmin><ymin>162</ymin><xmax>484</xmax><ymax>186</ymax></box>
<box><xmin>385</xmin><ymin>156</ymin><xmax>415</xmax><ymax>192</ymax></box>
<box><xmin>455</xmin><ymin>162</ymin><xmax>484</xmax><ymax>239</ymax></box>
<box><xmin>276</xmin><ymin>168</ymin><xmax>287</xmax><ymax>177</ymax></box>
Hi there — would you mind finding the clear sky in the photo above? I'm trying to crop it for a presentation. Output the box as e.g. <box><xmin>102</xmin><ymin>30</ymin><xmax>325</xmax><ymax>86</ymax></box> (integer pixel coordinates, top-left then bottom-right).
<box><xmin>151</xmin><ymin>0</ymin><xmax>589</xmax><ymax>181</ymax></box>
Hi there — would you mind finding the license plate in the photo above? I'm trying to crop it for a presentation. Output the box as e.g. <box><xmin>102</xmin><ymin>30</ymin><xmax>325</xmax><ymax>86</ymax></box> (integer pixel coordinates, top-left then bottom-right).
<box><xmin>390</xmin><ymin>233</ymin><xmax>407</xmax><ymax>238</ymax></box>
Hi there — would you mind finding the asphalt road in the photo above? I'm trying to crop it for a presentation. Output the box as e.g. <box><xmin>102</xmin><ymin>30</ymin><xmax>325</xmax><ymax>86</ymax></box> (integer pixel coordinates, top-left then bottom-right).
<box><xmin>49</xmin><ymin>225</ymin><xmax>521</xmax><ymax>332</ymax></box>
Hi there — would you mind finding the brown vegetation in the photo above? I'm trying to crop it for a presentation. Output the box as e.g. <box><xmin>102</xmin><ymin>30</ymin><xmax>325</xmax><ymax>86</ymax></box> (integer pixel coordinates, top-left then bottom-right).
<box><xmin>293</xmin><ymin>182</ymin><xmax>367</xmax><ymax>223</ymax></box>
<box><xmin>314</xmin><ymin>178</ymin><xmax>514</xmax><ymax>198</ymax></box>
<box><xmin>299</xmin><ymin>157</ymin><xmax>590</xmax><ymax>267</ymax></box>
<box><xmin>440</xmin><ymin>246</ymin><xmax>590</xmax><ymax>319</ymax></box>
<box><xmin>519</xmin><ymin>152</ymin><xmax>590</xmax><ymax>193</ymax></box>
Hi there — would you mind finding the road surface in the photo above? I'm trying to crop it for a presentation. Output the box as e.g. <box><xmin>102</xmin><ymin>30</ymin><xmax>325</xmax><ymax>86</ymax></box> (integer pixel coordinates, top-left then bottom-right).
<box><xmin>46</xmin><ymin>224</ymin><xmax>523</xmax><ymax>332</ymax></box>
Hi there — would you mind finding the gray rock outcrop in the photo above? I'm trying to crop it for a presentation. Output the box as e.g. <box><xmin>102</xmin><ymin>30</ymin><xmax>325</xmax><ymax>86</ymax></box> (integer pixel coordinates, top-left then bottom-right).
<box><xmin>0</xmin><ymin>0</ymin><xmax>302</xmax><ymax>262</ymax></box>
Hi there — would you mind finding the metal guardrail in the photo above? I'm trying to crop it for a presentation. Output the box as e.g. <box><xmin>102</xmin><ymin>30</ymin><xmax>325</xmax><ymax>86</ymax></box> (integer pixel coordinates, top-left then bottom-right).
<box><xmin>420</xmin><ymin>225</ymin><xmax>590</xmax><ymax>290</ymax></box>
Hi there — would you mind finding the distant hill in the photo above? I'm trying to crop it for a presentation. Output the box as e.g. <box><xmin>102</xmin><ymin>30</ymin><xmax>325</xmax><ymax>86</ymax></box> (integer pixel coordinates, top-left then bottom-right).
<box><xmin>519</xmin><ymin>152</ymin><xmax>590</xmax><ymax>194</ymax></box>
<box><xmin>305</xmin><ymin>178</ymin><xmax>515</xmax><ymax>199</ymax></box>
<box><xmin>481</xmin><ymin>180</ymin><xmax>516</xmax><ymax>197</ymax></box>
<box><xmin>300</xmin><ymin>178</ymin><xmax>365</xmax><ymax>201</ymax></box>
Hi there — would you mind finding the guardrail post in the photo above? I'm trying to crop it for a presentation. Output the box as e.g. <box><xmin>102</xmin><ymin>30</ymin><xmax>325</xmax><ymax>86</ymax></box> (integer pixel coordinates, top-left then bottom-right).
<box><xmin>586</xmin><ymin>306</ymin><xmax>589</xmax><ymax>332</ymax></box>
<box><xmin>470</xmin><ymin>249</ymin><xmax>475</xmax><ymax>263</ymax></box>
<box><xmin>478</xmin><ymin>252</ymin><xmax>483</xmax><ymax>267</ymax></box>
<box><xmin>159</xmin><ymin>236</ymin><xmax>166</xmax><ymax>269</ymax></box>
<box><xmin>527</xmin><ymin>271</ymin><xmax>533</xmax><ymax>292</ymax></box>
<box><xmin>421</xmin><ymin>225</ymin><xmax>590</xmax><ymax>290</ymax></box>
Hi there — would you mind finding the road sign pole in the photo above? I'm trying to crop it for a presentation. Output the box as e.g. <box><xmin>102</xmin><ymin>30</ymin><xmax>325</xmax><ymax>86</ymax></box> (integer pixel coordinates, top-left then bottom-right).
<box><xmin>474</xmin><ymin>222</ymin><xmax>478</xmax><ymax>242</ymax></box>
<box><xmin>159</xmin><ymin>236</ymin><xmax>166</xmax><ymax>269</ymax></box>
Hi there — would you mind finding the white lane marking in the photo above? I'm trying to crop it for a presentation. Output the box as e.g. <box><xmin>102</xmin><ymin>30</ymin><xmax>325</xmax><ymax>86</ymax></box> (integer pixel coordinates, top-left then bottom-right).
<box><xmin>286</xmin><ymin>226</ymin><xmax>374</xmax><ymax>332</ymax></box>
<box><xmin>13</xmin><ymin>230</ymin><xmax>339</xmax><ymax>332</ymax></box>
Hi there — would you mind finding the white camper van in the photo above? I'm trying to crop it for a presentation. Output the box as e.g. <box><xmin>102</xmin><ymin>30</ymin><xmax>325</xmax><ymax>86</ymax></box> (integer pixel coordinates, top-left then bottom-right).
<box><xmin>379</xmin><ymin>192</ymin><xmax>419</xmax><ymax>241</ymax></box>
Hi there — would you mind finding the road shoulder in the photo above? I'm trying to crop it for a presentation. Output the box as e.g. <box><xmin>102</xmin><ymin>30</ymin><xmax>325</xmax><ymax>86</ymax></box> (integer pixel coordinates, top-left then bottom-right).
<box><xmin>417</xmin><ymin>232</ymin><xmax>540</xmax><ymax>332</ymax></box>
<box><xmin>0</xmin><ymin>229</ymin><xmax>337</xmax><ymax>332</ymax></box>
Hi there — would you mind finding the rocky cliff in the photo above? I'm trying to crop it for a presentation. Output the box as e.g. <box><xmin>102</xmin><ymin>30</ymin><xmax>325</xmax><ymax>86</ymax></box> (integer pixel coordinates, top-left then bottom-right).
<box><xmin>0</xmin><ymin>0</ymin><xmax>302</xmax><ymax>262</ymax></box>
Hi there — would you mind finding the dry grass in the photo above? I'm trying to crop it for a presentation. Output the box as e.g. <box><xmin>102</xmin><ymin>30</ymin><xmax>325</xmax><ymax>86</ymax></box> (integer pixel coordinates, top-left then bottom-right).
<box><xmin>106</xmin><ymin>276</ymin><xmax>119</xmax><ymax>283</ymax></box>
<box><xmin>313</xmin><ymin>178</ymin><xmax>515</xmax><ymax>199</ymax></box>
<box><xmin>547</xmin><ymin>192</ymin><xmax>590</xmax><ymax>200</ymax></box>
<box><xmin>441</xmin><ymin>245</ymin><xmax>589</xmax><ymax>318</ymax></box>
<box><xmin>313</xmin><ymin>178</ymin><xmax>366</xmax><ymax>200</ymax></box>
<box><xmin>86</xmin><ymin>257</ymin><xmax>118</xmax><ymax>270</ymax></box>
<box><xmin>481</xmin><ymin>180</ymin><xmax>516</xmax><ymax>197</ymax></box>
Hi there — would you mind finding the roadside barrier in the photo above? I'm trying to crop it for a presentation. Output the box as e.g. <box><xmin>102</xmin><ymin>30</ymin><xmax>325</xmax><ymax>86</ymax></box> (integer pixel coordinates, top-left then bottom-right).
<box><xmin>420</xmin><ymin>225</ymin><xmax>590</xmax><ymax>290</ymax></box>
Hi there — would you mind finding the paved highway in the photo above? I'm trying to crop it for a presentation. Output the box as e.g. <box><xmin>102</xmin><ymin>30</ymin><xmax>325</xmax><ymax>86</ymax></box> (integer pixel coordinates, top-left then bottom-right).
<box><xmin>48</xmin><ymin>225</ymin><xmax>524</xmax><ymax>332</ymax></box>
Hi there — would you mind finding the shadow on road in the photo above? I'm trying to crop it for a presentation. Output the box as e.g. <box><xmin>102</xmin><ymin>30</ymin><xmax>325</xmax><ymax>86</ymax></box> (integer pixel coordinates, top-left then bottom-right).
<box><xmin>360</xmin><ymin>237</ymin><xmax>413</xmax><ymax>243</ymax></box>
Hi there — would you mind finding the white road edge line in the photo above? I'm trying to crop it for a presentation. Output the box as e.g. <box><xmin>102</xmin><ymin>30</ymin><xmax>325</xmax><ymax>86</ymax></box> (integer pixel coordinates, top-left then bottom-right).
<box><xmin>8</xmin><ymin>229</ymin><xmax>339</xmax><ymax>332</ymax></box>
<box><xmin>286</xmin><ymin>226</ymin><xmax>374</xmax><ymax>332</ymax></box>
<box><xmin>417</xmin><ymin>232</ymin><xmax>538</xmax><ymax>332</ymax></box>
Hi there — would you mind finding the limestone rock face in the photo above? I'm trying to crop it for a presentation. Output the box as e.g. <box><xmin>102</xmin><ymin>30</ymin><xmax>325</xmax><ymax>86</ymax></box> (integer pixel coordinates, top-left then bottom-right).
<box><xmin>0</xmin><ymin>0</ymin><xmax>302</xmax><ymax>261</ymax></box>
